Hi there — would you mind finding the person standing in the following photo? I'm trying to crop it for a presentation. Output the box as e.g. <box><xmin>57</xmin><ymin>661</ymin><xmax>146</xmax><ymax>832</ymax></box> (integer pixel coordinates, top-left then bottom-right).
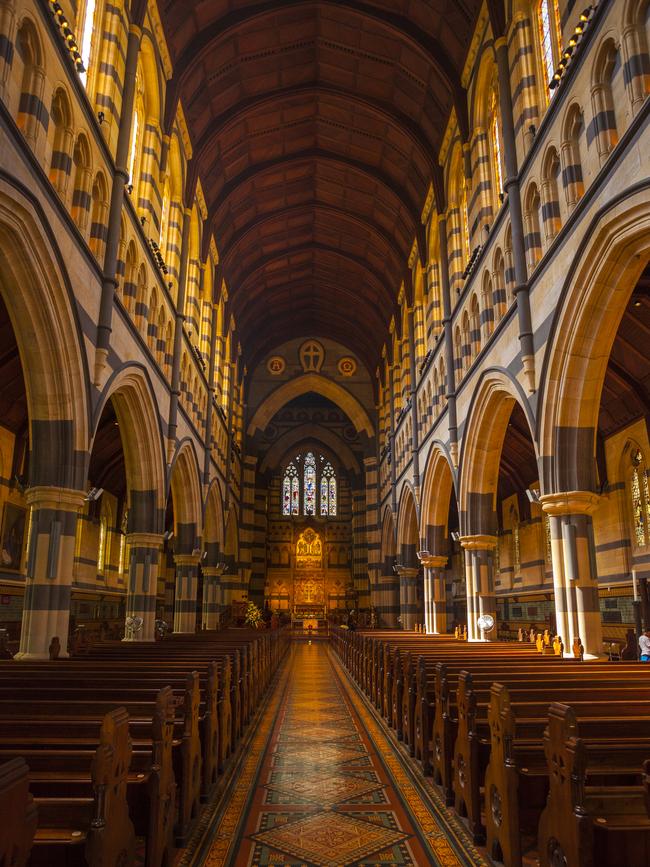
<box><xmin>639</xmin><ymin>629</ymin><xmax>650</xmax><ymax>662</ymax></box>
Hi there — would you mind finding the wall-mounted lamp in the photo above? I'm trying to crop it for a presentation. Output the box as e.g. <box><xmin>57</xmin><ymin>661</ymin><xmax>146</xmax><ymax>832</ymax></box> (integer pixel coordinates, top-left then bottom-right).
<box><xmin>451</xmin><ymin>530</ymin><xmax>460</xmax><ymax>542</ymax></box>
<box><xmin>85</xmin><ymin>486</ymin><xmax>104</xmax><ymax>501</ymax></box>
<box><xmin>525</xmin><ymin>488</ymin><xmax>541</xmax><ymax>504</ymax></box>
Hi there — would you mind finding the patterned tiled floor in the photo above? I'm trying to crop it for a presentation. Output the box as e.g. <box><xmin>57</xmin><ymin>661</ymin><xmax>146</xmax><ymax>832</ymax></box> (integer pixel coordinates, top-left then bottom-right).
<box><xmin>197</xmin><ymin>643</ymin><xmax>486</xmax><ymax>866</ymax></box>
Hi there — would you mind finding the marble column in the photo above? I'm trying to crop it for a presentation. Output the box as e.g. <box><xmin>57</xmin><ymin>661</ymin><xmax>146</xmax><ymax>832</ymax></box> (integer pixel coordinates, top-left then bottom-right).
<box><xmin>201</xmin><ymin>564</ymin><xmax>226</xmax><ymax>630</ymax></box>
<box><xmin>419</xmin><ymin>554</ymin><xmax>448</xmax><ymax>634</ymax></box>
<box><xmin>15</xmin><ymin>486</ymin><xmax>86</xmax><ymax>659</ymax></box>
<box><xmin>123</xmin><ymin>532</ymin><xmax>163</xmax><ymax>642</ymax></box>
<box><xmin>173</xmin><ymin>553</ymin><xmax>200</xmax><ymax>633</ymax></box>
<box><xmin>540</xmin><ymin>492</ymin><xmax>603</xmax><ymax>658</ymax></box>
<box><xmin>460</xmin><ymin>535</ymin><xmax>498</xmax><ymax>641</ymax></box>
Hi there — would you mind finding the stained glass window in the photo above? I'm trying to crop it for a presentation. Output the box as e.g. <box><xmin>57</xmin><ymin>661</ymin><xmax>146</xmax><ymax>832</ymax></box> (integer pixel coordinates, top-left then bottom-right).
<box><xmin>283</xmin><ymin>453</ymin><xmax>337</xmax><ymax>517</ymax></box>
<box><xmin>329</xmin><ymin>477</ymin><xmax>337</xmax><ymax>516</ymax></box>
<box><xmin>490</xmin><ymin>87</ymin><xmax>503</xmax><ymax>197</ymax></box>
<box><xmin>79</xmin><ymin>0</ymin><xmax>97</xmax><ymax>87</ymax></box>
<box><xmin>460</xmin><ymin>174</ymin><xmax>470</xmax><ymax>259</ymax></box>
<box><xmin>631</xmin><ymin>449</ymin><xmax>648</xmax><ymax>548</ymax></box>
<box><xmin>320</xmin><ymin>475</ymin><xmax>329</xmax><ymax>516</ymax></box>
<box><xmin>320</xmin><ymin>461</ymin><xmax>337</xmax><ymax>516</ymax></box>
<box><xmin>128</xmin><ymin>107</ymin><xmax>139</xmax><ymax>184</ymax></box>
<box><xmin>97</xmin><ymin>516</ymin><xmax>107</xmax><ymax>574</ymax></box>
<box><xmin>282</xmin><ymin>462</ymin><xmax>299</xmax><ymax>516</ymax></box>
<box><xmin>538</xmin><ymin>0</ymin><xmax>561</xmax><ymax>99</ymax></box>
<box><xmin>511</xmin><ymin>506</ymin><xmax>521</xmax><ymax>575</ymax></box>
<box><xmin>304</xmin><ymin>452</ymin><xmax>316</xmax><ymax>516</ymax></box>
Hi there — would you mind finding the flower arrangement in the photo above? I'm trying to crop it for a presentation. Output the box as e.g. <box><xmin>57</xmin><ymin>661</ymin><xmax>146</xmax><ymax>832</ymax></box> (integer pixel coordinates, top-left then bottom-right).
<box><xmin>245</xmin><ymin>601</ymin><xmax>263</xmax><ymax>628</ymax></box>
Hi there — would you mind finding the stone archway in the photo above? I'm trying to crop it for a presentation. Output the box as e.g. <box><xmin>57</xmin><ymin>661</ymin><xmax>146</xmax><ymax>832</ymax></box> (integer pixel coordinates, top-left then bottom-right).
<box><xmin>90</xmin><ymin>366</ymin><xmax>167</xmax><ymax>642</ymax></box>
<box><xmin>538</xmin><ymin>191</ymin><xmax>650</xmax><ymax>655</ymax></box>
<box><xmin>202</xmin><ymin>481</ymin><xmax>226</xmax><ymax>629</ymax></box>
<box><xmin>167</xmin><ymin>440</ymin><xmax>203</xmax><ymax>633</ymax></box>
<box><xmin>419</xmin><ymin>444</ymin><xmax>457</xmax><ymax>634</ymax></box>
<box><xmin>458</xmin><ymin>370</ymin><xmax>538</xmax><ymax>640</ymax></box>
<box><xmin>396</xmin><ymin>484</ymin><xmax>421</xmax><ymax>629</ymax></box>
<box><xmin>247</xmin><ymin>373</ymin><xmax>374</xmax><ymax>438</ymax></box>
<box><xmin>376</xmin><ymin>506</ymin><xmax>398</xmax><ymax>627</ymax></box>
<box><xmin>0</xmin><ymin>186</ymin><xmax>89</xmax><ymax>658</ymax></box>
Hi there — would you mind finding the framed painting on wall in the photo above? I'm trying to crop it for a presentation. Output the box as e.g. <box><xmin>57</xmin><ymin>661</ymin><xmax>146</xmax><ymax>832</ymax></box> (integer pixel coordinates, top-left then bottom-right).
<box><xmin>0</xmin><ymin>503</ymin><xmax>26</xmax><ymax>571</ymax></box>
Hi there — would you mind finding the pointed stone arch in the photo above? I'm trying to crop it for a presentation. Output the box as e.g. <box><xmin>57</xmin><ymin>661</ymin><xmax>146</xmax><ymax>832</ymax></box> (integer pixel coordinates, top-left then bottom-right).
<box><xmin>204</xmin><ymin>480</ymin><xmax>225</xmax><ymax>550</ymax></box>
<box><xmin>0</xmin><ymin>180</ymin><xmax>89</xmax><ymax>488</ymax></box>
<box><xmin>168</xmin><ymin>438</ymin><xmax>203</xmax><ymax>549</ymax></box>
<box><xmin>419</xmin><ymin>442</ymin><xmax>456</xmax><ymax>552</ymax></box>
<box><xmin>247</xmin><ymin>373</ymin><xmax>374</xmax><ymax>438</ymax></box>
<box><xmin>538</xmin><ymin>190</ymin><xmax>650</xmax><ymax>493</ymax></box>
<box><xmin>458</xmin><ymin>368</ymin><xmax>536</xmax><ymax>536</ymax></box>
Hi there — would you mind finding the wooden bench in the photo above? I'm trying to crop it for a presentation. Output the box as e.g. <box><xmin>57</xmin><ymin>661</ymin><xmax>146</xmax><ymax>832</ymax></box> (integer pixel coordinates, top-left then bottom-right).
<box><xmin>537</xmin><ymin>702</ymin><xmax>650</xmax><ymax>867</ymax></box>
<box><xmin>0</xmin><ymin>674</ymin><xmax>199</xmax><ymax>844</ymax></box>
<box><xmin>0</xmin><ymin>757</ymin><xmax>37</xmax><ymax>867</ymax></box>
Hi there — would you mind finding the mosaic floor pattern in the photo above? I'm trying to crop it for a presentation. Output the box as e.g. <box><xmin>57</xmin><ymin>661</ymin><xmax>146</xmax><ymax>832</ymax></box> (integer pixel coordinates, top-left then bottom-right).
<box><xmin>197</xmin><ymin>643</ymin><xmax>486</xmax><ymax>866</ymax></box>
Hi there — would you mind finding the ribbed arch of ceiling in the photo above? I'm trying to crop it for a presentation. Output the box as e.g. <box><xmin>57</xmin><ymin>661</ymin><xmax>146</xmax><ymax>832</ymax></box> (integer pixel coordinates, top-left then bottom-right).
<box><xmin>160</xmin><ymin>0</ymin><xmax>482</xmax><ymax>371</ymax></box>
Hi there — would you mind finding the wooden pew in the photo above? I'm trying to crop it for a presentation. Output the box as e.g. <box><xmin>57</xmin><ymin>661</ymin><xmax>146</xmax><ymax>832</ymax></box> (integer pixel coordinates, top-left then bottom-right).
<box><xmin>0</xmin><ymin>690</ymin><xmax>175</xmax><ymax>867</ymax></box>
<box><xmin>25</xmin><ymin>707</ymin><xmax>137</xmax><ymax>867</ymax></box>
<box><xmin>537</xmin><ymin>703</ymin><xmax>650</xmax><ymax>867</ymax></box>
<box><xmin>0</xmin><ymin>677</ymin><xmax>198</xmax><ymax>846</ymax></box>
<box><xmin>0</xmin><ymin>757</ymin><xmax>37</xmax><ymax>867</ymax></box>
<box><xmin>452</xmin><ymin>673</ymin><xmax>650</xmax><ymax>844</ymax></box>
<box><xmin>483</xmin><ymin>684</ymin><xmax>650</xmax><ymax>867</ymax></box>
<box><xmin>0</xmin><ymin>657</ymin><xmax>228</xmax><ymax>797</ymax></box>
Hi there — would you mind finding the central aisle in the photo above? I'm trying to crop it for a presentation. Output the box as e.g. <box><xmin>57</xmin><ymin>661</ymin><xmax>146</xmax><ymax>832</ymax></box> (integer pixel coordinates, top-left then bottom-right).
<box><xmin>197</xmin><ymin>643</ymin><xmax>485</xmax><ymax>866</ymax></box>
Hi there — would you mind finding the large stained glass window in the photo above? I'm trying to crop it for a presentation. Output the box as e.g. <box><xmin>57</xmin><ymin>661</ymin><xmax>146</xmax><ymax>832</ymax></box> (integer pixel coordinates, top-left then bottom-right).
<box><xmin>281</xmin><ymin>453</ymin><xmax>338</xmax><ymax>517</ymax></box>
<box><xmin>304</xmin><ymin>453</ymin><xmax>316</xmax><ymax>515</ymax></box>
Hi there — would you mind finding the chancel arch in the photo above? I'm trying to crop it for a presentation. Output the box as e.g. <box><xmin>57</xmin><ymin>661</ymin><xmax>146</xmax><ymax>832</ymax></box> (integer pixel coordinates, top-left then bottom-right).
<box><xmin>246</xmin><ymin>373</ymin><xmax>374</xmax><ymax>439</ymax></box>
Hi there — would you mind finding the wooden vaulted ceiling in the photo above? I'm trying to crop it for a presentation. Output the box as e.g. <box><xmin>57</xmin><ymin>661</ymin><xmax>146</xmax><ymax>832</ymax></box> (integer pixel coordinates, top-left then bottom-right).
<box><xmin>159</xmin><ymin>0</ymin><xmax>484</xmax><ymax>370</ymax></box>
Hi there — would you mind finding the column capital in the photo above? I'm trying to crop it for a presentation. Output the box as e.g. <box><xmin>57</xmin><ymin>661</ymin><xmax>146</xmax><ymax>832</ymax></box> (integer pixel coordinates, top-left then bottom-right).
<box><xmin>25</xmin><ymin>486</ymin><xmax>86</xmax><ymax>511</ymax></box>
<box><xmin>395</xmin><ymin>565</ymin><xmax>419</xmax><ymax>578</ymax></box>
<box><xmin>203</xmin><ymin>565</ymin><xmax>227</xmax><ymax>577</ymax></box>
<box><xmin>494</xmin><ymin>36</ymin><xmax>508</xmax><ymax>52</ymax></box>
<box><xmin>174</xmin><ymin>553</ymin><xmax>201</xmax><ymax>567</ymax></box>
<box><xmin>126</xmin><ymin>532</ymin><xmax>164</xmax><ymax>548</ymax></box>
<box><xmin>539</xmin><ymin>491</ymin><xmax>600</xmax><ymax>517</ymax></box>
<box><xmin>460</xmin><ymin>534</ymin><xmax>497</xmax><ymax>551</ymax></box>
<box><xmin>418</xmin><ymin>554</ymin><xmax>448</xmax><ymax>569</ymax></box>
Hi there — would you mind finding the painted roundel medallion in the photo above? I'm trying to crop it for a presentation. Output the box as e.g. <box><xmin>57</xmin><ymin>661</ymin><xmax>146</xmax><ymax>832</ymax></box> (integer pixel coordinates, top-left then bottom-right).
<box><xmin>338</xmin><ymin>356</ymin><xmax>357</xmax><ymax>377</ymax></box>
<box><xmin>267</xmin><ymin>356</ymin><xmax>286</xmax><ymax>375</ymax></box>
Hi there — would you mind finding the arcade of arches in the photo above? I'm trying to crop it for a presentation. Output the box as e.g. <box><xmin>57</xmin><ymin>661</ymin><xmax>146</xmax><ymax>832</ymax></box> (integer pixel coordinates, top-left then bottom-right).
<box><xmin>1</xmin><ymin>0</ymin><xmax>650</xmax><ymax>863</ymax></box>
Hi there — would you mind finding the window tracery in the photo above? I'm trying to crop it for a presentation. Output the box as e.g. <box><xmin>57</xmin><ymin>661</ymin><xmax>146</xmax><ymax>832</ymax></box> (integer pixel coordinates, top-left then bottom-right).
<box><xmin>281</xmin><ymin>453</ymin><xmax>338</xmax><ymax>517</ymax></box>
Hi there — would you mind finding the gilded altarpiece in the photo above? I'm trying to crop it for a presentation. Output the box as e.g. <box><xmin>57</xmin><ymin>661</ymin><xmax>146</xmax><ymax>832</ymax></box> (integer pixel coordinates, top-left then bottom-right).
<box><xmin>265</xmin><ymin>524</ymin><xmax>353</xmax><ymax>613</ymax></box>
